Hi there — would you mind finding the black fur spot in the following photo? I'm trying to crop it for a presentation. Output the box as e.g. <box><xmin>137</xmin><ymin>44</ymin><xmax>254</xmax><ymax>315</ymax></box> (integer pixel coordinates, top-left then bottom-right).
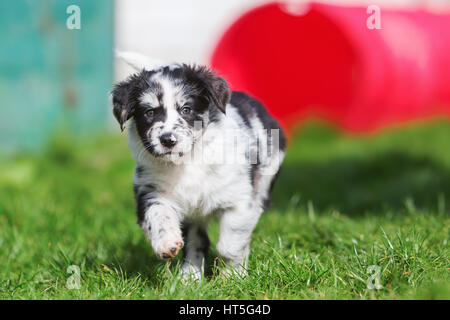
<box><xmin>230</xmin><ymin>91</ymin><xmax>287</xmax><ymax>151</ymax></box>
<box><xmin>229</xmin><ymin>91</ymin><xmax>286</xmax><ymax>205</ymax></box>
<box><xmin>134</xmin><ymin>183</ymin><xmax>158</xmax><ymax>225</ymax></box>
<box><xmin>181</xmin><ymin>222</ymin><xmax>210</xmax><ymax>261</ymax></box>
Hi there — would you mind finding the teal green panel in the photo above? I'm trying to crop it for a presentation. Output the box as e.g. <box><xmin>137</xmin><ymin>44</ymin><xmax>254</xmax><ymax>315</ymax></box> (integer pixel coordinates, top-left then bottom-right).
<box><xmin>0</xmin><ymin>0</ymin><xmax>114</xmax><ymax>152</ymax></box>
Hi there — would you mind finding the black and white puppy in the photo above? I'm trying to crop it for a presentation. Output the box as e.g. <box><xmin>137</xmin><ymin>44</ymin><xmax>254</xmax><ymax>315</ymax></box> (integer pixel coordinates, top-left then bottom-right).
<box><xmin>112</xmin><ymin>63</ymin><xmax>286</xmax><ymax>279</ymax></box>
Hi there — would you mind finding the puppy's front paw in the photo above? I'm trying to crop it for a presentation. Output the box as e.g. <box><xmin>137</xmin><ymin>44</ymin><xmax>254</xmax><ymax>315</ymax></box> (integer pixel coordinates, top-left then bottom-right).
<box><xmin>152</xmin><ymin>230</ymin><xmax>184</xmax><ymax>259</ymax></box>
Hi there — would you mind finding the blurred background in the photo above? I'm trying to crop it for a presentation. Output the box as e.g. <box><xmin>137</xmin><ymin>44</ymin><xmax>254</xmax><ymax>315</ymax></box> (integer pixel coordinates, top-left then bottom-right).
<box><xmin>1</xmin><ymin>0</ymin><xmax>450</xmax><ymax>152</ymax></box>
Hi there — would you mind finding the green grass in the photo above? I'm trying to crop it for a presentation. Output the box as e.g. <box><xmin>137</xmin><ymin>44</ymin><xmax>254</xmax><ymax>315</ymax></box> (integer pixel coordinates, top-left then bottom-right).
<box><xmin>0</xmin><ymin>120</ymin><xmax>449</xmax><ymax>299</ymax></box>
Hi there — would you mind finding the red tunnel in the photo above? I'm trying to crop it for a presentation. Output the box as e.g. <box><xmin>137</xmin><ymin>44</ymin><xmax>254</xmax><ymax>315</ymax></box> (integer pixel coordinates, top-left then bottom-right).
<box><xmin>210</xmin><ymin>2</ymin><xmax>450</xmax><ymax>133</ymax></box>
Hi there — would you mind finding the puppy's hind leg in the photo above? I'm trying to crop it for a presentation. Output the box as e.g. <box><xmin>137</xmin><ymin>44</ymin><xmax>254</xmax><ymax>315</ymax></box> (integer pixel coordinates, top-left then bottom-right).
<box><xmin>180</xmin><ymin>220</ymin><xmax>210</xmax><ymax>281</ymax></box>
<box><xmin>216</xmin><ymin>204</ymin><xmax>262</xmax><ymax>277</ymax></box>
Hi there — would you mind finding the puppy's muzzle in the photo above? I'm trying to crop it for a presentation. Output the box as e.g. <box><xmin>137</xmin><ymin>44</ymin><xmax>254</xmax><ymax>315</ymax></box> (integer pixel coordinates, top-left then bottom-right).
<box><xmin>160</xmin><ymin>133</ymin><xmax>178</xmax><ymax>148</ymax></box>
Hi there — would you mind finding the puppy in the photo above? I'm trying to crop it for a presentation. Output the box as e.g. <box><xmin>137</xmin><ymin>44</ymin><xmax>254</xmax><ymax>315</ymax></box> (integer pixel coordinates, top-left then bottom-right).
<box><xmin>112</xmin><ymin>63</ymin><xmax>286</xmax><ymax>279</ymax></box>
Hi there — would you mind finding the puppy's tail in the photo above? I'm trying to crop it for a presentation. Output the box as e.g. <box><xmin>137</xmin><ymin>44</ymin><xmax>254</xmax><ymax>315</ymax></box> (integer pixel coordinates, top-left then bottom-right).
<box><xmin>115</xmin><ymin>50</ymin><xmax>168</xmax><ymax>71</ymax></box>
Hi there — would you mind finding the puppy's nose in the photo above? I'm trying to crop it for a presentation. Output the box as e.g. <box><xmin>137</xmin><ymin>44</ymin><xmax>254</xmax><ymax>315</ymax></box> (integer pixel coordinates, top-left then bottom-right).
<box><xmin>160</xmin><ymin>133</ymin><xmax>177</xmax><ymax>148</ymax></box>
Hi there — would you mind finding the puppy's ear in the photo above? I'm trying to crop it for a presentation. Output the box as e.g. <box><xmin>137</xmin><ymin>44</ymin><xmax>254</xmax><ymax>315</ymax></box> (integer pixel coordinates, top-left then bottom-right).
<box><xmin>115</xmin><ymin>50</ymin><xmax>168</xmax><ymax>72</ymax></box>
<box><xmin>111</xmin><ymin>76</ymin><xmax>138</xmax><ymax>131</ymax></box>
<box><xmin>185</xmin><ymin>65</ymin><xmax>231</xmax><ymax>114</ymax></box>
<box><xmin>206</xmin><ymin>76</ymin><xmax>231</xmax><ymax>114</ymax></box>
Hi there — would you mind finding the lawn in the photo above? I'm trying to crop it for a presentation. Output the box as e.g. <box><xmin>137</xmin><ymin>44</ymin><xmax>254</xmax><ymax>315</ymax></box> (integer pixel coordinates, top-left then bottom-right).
<box><xmin>0</xmin><ymin>120</ymin><xmax>449</xmax><ymax>299</ymax></box>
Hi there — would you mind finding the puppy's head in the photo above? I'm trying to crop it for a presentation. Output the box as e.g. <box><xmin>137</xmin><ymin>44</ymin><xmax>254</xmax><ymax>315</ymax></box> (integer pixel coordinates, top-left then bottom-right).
<box><xmin>112</xmin><ymin>64</ymin><xmax>230</xmax><ymax>161</ymax></box>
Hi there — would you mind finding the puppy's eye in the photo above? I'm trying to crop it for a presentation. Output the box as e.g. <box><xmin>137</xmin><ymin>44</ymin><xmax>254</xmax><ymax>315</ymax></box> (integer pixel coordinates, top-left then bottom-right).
<box><xmin>180</xmin><ymin>106</ymin><xmax>192</xmax><ymax>115</ymax></box>
<box><xmin>145</xmin><ymin>109</ymin><xmax>155</xmax><ymax>118</ymax></box>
